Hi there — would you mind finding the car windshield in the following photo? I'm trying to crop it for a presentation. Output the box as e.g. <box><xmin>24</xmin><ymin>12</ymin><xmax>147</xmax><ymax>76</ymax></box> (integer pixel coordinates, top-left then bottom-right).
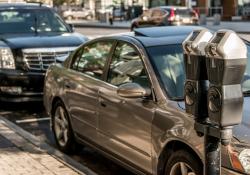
<box><xmin>147</xmin><ymin>44</ymin><xmax>250</xmax><ymax>100</ymax></box>
<box><xmin>0</xmin><ymin>8</ymin><xmax>69</xmax><ymax>34</ymax></box>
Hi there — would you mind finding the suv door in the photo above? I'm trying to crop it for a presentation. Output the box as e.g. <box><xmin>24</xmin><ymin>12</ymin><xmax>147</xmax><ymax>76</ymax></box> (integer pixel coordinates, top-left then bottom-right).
<box><xmin>98</xmin><ymin>41</ymin><xmax>155</xmax><ymax>173</ymax></box>
<box><xmin>65</xmin><ymin>40</ymin><xmax>113</xmax><ymax>142</ymax></box>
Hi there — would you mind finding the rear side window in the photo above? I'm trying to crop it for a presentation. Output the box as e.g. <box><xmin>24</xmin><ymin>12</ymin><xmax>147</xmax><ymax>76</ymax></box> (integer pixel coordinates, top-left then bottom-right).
<box><xmin>152</xmin><ymin>9</ymin><xmax>163</xmax><ymax>17</ymax></box>
<box><xmin>175</xmin><ymin>9</ymin><xmax>194</xmax><ymax>17</ymax></box>
<box><xmin>71</xmin><ymin>41</ymin><xmax>113</xmax><ymax>79</ymax></box>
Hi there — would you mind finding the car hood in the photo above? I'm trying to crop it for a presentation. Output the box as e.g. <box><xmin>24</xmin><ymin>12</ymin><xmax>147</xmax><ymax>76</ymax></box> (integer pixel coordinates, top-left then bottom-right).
<box><xmin>178</xmin><ymin>97</ymin><xmax>250</xmax><ymax>144</ymax></box>
<box><xmin>0</xmin><ymin>32</ymin><xmax>87</xmax><ymax>49</ymax></box>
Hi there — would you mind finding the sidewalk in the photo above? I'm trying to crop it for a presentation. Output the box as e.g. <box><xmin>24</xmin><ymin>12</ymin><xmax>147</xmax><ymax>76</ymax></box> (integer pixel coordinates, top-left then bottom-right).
<box><xmin>68</xmin><ymin>19</ymin><xmax>250</xmax><ymax>33</ymax></box>
<box><xmin>0</xmin><ymin>117</ymin><xmax>96</xmax><ymax>175</ymax></box>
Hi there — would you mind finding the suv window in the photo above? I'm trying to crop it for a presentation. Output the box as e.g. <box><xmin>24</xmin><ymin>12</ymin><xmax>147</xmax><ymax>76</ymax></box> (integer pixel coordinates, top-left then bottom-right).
<box><xmin>0</xmin><ymin>9</ymin><xmax>69</xmax><ymax>34</ymax></box>
<box><xmin>72</xmin><ymin>41</ymin><xmax>113</xmax><ymax>79</ymax></box>
<box><xmin>107</xmin><ymin>42</ymin><xmax>150</xmax><ymax>88</ymax></box>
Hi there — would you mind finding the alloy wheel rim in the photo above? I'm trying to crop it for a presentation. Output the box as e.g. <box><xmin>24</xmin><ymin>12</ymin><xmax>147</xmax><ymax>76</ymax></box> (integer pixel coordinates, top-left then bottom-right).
<box><xmin>170</xmin><ymin>162</ymin><xmax>196</xmax><ymax>175</ymax></box>
<box><xmin>54</xmin><ymin>106</ymin><xmax>69</xmax><ymax>147</ymax></box>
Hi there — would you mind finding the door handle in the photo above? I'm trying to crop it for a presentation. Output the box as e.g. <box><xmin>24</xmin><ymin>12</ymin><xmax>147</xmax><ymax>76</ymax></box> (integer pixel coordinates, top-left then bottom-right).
<box><xmin>65</xmin><ymin>81</ymin><xmax>75</xmax><ymax>89</ymax></box>
<box><xmin>99</xmin><ymin>98</ymin><xmax>107</xmax><ymax>107</ymax></box>
<box><xmin>100</xmin><ymin>101</ymin><xmax>107</xmax><ymax>107</ymax></box>
<box><xmin>65</xmin><ymin>84</ymin><xmax>71</xmax><ymax>88</ymax></box>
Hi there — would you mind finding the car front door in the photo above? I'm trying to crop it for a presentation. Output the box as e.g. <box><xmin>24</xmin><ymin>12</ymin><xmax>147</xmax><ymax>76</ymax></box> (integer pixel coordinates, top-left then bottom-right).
<box><xmin>65</xmin><ymin>40</ymin><xmax>113</xmax><ymax>143</ymax></box>
<box><xmin>98</xmin><ymin>41</ymin><xmax>155</xmax><ymax>173</ymax></box>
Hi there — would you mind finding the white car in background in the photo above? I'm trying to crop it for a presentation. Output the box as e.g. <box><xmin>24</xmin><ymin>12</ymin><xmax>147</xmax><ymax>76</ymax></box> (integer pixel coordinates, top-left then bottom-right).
<box><xmin>63</xmin><ymin>7</ymin><xmax>93</xmax><ymax>20</ymax></box>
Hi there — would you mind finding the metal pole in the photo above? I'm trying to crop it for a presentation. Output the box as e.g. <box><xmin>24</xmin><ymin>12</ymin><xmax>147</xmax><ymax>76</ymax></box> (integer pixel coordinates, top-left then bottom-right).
<box><xmin>204</xmin><ymin>129</ymin><xmax>221</xmax><ymax>175</ymax></box>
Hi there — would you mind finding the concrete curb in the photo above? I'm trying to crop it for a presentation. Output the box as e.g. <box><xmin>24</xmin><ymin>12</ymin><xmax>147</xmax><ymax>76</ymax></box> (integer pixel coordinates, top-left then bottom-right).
<box><xmin>0</xmin><ymin>116</ymin><xmax>98</xmax><ymax>175</ymax></box>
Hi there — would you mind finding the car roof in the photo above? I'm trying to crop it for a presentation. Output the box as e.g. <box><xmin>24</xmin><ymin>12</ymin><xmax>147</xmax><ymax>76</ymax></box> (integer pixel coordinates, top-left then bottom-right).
<box><xmin>0</xmin><ymin>3</ymin><xmax>50</xmax><ymax>10</ymax></box>
<box><xmin>128</xmin><ymin>26</ymin><xmax>205</xmax><ymax>47</ymax></box>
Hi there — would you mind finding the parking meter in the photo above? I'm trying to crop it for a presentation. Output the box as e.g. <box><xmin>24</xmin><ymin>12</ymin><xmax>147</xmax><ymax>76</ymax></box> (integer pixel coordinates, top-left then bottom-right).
<box><xmin>205</xmin><ymin>30</ymin><xmax>247</xmax><ymax>144</ymax></box>
<box><xmin>182</xmin><ymin>29</ymin><xmax>213</xmax><ymax>121</ymax></box>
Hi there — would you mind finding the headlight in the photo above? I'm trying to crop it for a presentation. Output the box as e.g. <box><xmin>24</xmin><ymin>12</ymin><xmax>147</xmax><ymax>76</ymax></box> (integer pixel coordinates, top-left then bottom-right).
<box><xmin>0</xmin><ymin>47</ymin><xmax>15</xmax><ymax>69</ymax></box>
<box><xmin>239</xmin><ymin>149</ymin><xmax>250</xmax><ymax>173</ymax></box>
<box><xmin>228</xmin><ymin>143</ymin><xmax>250</xmax><ymax>174</ymax></box>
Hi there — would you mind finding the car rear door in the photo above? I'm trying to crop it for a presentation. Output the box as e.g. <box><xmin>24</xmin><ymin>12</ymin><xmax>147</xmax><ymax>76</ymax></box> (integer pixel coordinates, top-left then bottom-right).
<box><xmin>64</xmin><ymin>40</ymin><xmax>114</xmax><ymax>143</ymax></box>
<box><xmin>98</xmin><ymin>41</ymin><xmax>155</xmax><ymax>173</ymax></box>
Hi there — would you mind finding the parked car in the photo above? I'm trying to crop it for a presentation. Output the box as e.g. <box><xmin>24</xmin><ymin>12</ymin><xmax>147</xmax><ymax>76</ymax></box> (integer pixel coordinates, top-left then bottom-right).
<box><xmin>44</xmin><ymin>26</ymin><xmax>250</xmax><ymax>175</ymax></box>
<box><xmin>0</xmin><ymin>3</ymin><xmax>88</xmax><ymax>102</ymax></box>
<box><xmin>131</xmin><ymin>6</ymin><xmax>199</xmax><ymax>30</ymax></box>
<box><xmin>63</xmin><ymin>7</ymin><xmax>94</xmax><ymax>20</ymax></box>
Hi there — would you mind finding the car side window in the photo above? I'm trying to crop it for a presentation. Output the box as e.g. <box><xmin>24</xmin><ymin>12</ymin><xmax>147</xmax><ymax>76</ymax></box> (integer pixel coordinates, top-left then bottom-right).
<box><xmin>151</xmin><ymin>9</ymin><xmax>164</xmax><ymax>18</ymax></box>
<box><xmin>71</xmin><ymin>41</ymin><xmax>113</xmax><ymax>79</ymax></box>
<box><xmin>107</xmin><ymin>42</ymin><xmax>150</xmax><ymax>88</ymax></box>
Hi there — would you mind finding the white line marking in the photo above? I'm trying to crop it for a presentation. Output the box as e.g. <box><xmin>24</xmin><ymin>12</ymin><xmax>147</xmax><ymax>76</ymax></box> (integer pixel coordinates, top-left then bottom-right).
<box><xmin>16</xmin><ymin>117</ymin><xmax>50</xmax><ymax>124</ymax></box>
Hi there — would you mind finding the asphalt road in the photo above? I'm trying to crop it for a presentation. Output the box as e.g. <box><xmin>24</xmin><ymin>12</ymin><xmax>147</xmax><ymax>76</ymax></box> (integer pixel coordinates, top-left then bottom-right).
<box><xmin>0</xmin><ymin>27</ymin><xmax>249</xmax><ymax>175</ymax></box>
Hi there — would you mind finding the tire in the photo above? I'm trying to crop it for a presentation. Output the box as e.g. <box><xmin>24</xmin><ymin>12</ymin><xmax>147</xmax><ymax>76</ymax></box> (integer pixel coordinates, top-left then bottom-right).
<box><xmin>52</xmin><ymin>100</ymin><xmax>81</xmax><ymax>154</ymax></box>
<box><xmin>164</xmin><ymin>150</ymin><xmax>202</xmax><ymax>175</ymax></box>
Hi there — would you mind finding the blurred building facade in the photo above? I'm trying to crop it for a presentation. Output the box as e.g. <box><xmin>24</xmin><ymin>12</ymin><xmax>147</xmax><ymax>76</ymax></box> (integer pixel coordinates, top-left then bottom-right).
<box><xmin>0</xmin><ymin>0</ymin><xmax>53</xmax><ymax>6</ymax></box>
<box><xmin>2</xmin><ymin>0</ymin><xmax>248</xmax><ymax>20</ymax></box>
<box><xmin>82</xmin><ymin>0</ymin><xmax>149</xmax><ymax>10</ymax></box>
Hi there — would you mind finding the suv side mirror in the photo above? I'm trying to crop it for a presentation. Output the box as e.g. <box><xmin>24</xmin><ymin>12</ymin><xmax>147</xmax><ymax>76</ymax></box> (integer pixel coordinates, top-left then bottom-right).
<box><xmin>117</xmin><ymin>83</ymin><xmax>151</xmax><ymax>98</ymax></box>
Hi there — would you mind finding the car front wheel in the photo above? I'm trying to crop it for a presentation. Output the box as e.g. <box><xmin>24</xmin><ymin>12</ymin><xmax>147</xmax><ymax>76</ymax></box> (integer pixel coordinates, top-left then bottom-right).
<box><xmin>52</xmin><ymin>101</ymin><xmax>80</xmax><ymax>153</ymax></box>
<box><xmin>165</xmin><ymin>150</ymin><xmax>202</xmax><ymax>175</ymax></box>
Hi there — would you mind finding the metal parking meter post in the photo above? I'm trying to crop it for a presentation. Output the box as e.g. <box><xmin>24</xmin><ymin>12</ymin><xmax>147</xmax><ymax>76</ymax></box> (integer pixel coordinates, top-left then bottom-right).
<box><xmin>204</xmin><ymin>127</ymin><xmax>221</xmax><ymax>175</ymax></box>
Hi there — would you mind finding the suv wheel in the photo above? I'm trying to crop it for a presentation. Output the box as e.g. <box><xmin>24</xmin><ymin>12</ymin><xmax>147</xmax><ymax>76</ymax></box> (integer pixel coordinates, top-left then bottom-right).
<box><xmin>165</xmin><ymin>150</ymin><xmax>202</xmax><ymax>175</ymax></box>
<box><xmin>52</xmin><ymin>101</ymin><xmax>81</xmax><ymax>153</ymax></box>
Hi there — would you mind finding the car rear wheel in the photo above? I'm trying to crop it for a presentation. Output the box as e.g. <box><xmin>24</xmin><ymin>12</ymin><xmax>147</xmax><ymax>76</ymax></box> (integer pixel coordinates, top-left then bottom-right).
<box><xmin>52</xmin><ymin>100</ymin><xmax>81</xmax><ymax>153</ymax></box>
<box><xmin>165</xmin><ymin>150</ymin><xmax>202</xmax><ymax>175</ymax></box>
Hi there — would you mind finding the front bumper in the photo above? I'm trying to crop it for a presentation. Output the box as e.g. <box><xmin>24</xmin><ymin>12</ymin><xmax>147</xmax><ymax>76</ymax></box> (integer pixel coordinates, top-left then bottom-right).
<box><xmin>0</xmin><ymin>69</ymin><xmax>45</xmax><ymax>102</ymax></box>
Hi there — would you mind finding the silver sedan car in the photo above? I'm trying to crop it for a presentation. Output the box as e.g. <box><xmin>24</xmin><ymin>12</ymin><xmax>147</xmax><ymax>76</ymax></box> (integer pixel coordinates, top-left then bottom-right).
<box><xmin>44</xmin><ymin>26</ymin><xmax>250</xmax><ymax>175</ymax></box>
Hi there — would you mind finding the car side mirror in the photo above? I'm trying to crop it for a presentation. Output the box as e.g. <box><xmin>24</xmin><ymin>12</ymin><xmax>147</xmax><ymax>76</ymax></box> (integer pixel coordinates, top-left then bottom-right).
<box><xmin>117</xmin><ymin>83</ymin><xmax>151</xmax><ymax>98</ymax></box>
<box><xmin>68</xmin><ymin>24</ymin><xmax>75</xmax><ymax>32</ymax></box>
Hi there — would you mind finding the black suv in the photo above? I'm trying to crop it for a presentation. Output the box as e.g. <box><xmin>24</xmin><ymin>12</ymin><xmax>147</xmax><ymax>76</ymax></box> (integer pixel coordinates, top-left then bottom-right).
<box><xmin>0</xmin><ymin>3</ymin><xmax>87</xmax><ymax>102</ymax></box>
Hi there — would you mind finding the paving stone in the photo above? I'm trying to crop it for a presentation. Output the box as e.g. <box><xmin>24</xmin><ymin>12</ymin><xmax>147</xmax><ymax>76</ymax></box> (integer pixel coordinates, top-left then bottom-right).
<box><xmin>0</xmin><ymin>122</ymin><xmax>80</xmax><ymax>175</ymax></box>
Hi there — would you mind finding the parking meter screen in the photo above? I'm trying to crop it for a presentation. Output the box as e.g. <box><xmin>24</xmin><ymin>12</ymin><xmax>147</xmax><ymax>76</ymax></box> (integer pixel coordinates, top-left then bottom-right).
<box><xmin>189</xmin><ymin>31</ymin><xmax>200</xmax><ymax>41</ymax></box>
<box><xmin>211</xmin><ymin>33</ymin><xmax>225</xmax><ymax>43</ymax></box>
